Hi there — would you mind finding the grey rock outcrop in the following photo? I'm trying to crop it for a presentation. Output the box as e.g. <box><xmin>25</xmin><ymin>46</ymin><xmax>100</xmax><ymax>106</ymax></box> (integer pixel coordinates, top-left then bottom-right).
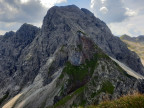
<box><xmin>0</xmin><ymin>23</ymin><xmax>40</xmax><ymax>100</ymax></box>
<box><xmin>0</xmin><ymin>5</ymin><xmax>144</xmax><ymax>108</ymax></box>
<box><xmin>41</xmin><ymin>5</ymin><xmax>144</xmax><ymax>75</ymax></box>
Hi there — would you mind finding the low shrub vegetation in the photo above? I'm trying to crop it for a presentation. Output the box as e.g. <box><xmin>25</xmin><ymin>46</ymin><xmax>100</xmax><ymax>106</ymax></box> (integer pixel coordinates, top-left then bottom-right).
<box><xmin>86</xmin><ymin>93</ymin><xmax>144</xmax><ymax>108</ymax></box>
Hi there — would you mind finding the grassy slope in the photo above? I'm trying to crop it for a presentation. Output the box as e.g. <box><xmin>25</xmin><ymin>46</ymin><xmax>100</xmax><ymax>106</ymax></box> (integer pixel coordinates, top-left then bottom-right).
<box><xmin>121</xmin><ymin>39</ymin><xmax>144</xmax><ymax>66</ymax></box>
<box><xmin>82</xmin><ymin>93</ymin><xmax>144</xmax><ymax>108</ymax></box>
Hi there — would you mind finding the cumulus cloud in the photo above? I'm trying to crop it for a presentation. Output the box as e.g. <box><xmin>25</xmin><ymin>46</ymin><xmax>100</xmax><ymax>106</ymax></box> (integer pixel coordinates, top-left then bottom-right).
<box><xmin>20</xmin><ymin>0</ymin><xmax>30</xmax><ymax>3</ymax></box>
<box><xmin>125</xmin><ymin>8</ymin><xmax>137</xmax><ymax>16</ymax></box>
<box><xmin>99</xmin><ymin>7</ymin><xmax>108</xmax><ymax>14</ymax></box>
<box><xmin>90</xmin><ymin>0</ymin><xmax>136</xmax><ymax>23</ymax></box>
<box><xmin>101</xmin><ymin>0</ymin><xmax>107</xmax><ymax>4</ymax></box>
<box><xmin>108</xmin><ymin>14</ymin><xmax>144</xmax><ymax>36</ymax></box>
<box><xmin>90</xmin><ymin>0</ymin><xmax>95</xmax><ymax>8</ymax></box>
<box><xmin>40</xmin><ymin>0</ymin><xmax>67</xmax><ymax>8</ymax></box>
<box><xmin>91</xmin><ymin>0</ymin><xmax>144</xmax><ymax>36</ymax></box>
<box><xmin>0</xmin><ymin>0</ymin><xmax>66</xmax><ymax>35</ymax></box>
<box><xmin>0</xmin><ymin>21</ymin><xmax>22</xmax><ymax>36</ymax></box>
<box><xmin>0</xmin><ymin>0</ymin><xmax>47</xmax><ymax>23</ymax></box>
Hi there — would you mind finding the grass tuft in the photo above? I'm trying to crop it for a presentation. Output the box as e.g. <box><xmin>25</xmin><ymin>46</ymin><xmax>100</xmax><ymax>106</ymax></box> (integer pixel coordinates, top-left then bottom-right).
<box><xmin>87</xmin><ymin>93</ymin><xmax>144</xmax><ymax>108</ymax></box>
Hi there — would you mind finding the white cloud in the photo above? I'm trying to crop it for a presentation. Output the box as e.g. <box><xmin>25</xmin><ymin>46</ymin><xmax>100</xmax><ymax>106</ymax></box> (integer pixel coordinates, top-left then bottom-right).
<box><xmin>125</xmin><ymin>8</ymin><xmax>137</xmax><ymax>16</ymax></box>
<box><xmin>90</xmin><ymin>0</ymin><xmax>95</xmax><ymax>8</ymax></box>
<box><xmin>0</xmin><ymin>0</ymin><xmax>67</xmax><ymax>35</ymax></box>
<box><xmin>20</xmin><ymin>0</ymin><xmax>30</xmax><ymax>4</ymax></box>
<box><xmin>90</xmin><ymin>0</ymin><xmax>144</xmax><ymax>36</ymax></box>
<box><xmin>40</xmin><ymin>0</ymin><xmax>67</xmax><ymax>8</ymax></box>
<box><xmin>90</xmin><ymin>0</ymin><xmax>127</xmax><ymax>23</ymax></box>
<box><xmin>20</xmin><ymin>0</ymin><xmax>67</xmax><ymax>8</ymax></box>
<box><xmin>101</xmin><ymin>0</ymin><xmax>106</xmax><ymax>4</ymax></box>
<box><xmin>100</xmin><ymin>7</ymin><xmax>108</xmax><ymax>14</ymax></box>
<box><xmin>108</xmin><ymin>15</ymin><xmax>144</xmax><ymax>36</ymax></box>
<box><xmin>0</xmin><ymin>30</ymin><xmax>7</xmax><ymax>35</ymax></box>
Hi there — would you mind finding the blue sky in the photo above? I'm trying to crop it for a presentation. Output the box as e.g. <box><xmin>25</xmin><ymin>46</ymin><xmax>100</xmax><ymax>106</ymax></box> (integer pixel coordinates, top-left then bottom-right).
<box><xmin>0</xmin><ymin>0</ymin><xmax>144</xmax><ymax>37</ymax></box>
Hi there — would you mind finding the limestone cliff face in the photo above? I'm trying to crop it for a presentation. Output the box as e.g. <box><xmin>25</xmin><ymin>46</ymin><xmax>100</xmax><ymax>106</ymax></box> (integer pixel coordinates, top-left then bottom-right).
<box><xmin>0</xmin><ymin>24</ymin><xmax>40</xmax><ymax>98</ymax></box>
<box><xmin>41</xmin><ymin>5</ymin><xmax>144</xmax><ymax>75</ymax></box>
<box><xmin>0</xmin><ymin>5</ymin><xmax>144</xmax><ymax>108</ymax></box>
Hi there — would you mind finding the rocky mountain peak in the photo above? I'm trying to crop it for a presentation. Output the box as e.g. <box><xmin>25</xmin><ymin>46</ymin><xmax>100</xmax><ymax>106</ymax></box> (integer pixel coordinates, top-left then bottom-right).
<box><xmin>41</xmin><ymin>5</ymin><xmax>144</xmax><ymax>76</ymax></box>
<box><xmin>18</xmin><ymin>23</ymin><xmax>37</xmax><ymax>30</ymax></box>
<box><xmin>1</xmin><ymin>5</ymin><xmax>144</xmax><ymax>108</ymax></box>
<box><xmin>17</xmin><ymin>23</ymin><xmax>39</xmax><ymax>35</ymax></box>
<box><xmin>13</xmin><ymin>23</ymin><xmax>40</xmax><ymax>48</ymax></box>
<box><xmin>42</xmin><ymin>5</ymin><xmax>85</xmax><ymax>32</ymax></box>
<box><xmin>1</xmin><ymin>31</ymin><xmax>15</xmax><ymax>40</ymax></box>
<box><xmin>4</xmin><ymin>31</ymin><xmax>15</xmax><ymax>37</ymax></box>
<box><xmin>120</xmin><ymin>34</ymin><xmax>131</xmax><ymax>39</ymax></box>
<box><xmin>81</xmin><ymin>8</ymin><xmax>94</xmax><ymax>16</ymax></box>
<box><xmin>137</xmin><ymin>35</ymin><xmax>144</xmax><ymax>42</ymax></box>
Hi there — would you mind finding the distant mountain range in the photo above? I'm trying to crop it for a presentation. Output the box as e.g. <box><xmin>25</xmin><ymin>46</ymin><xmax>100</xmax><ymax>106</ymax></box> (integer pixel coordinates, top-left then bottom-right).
<box><xmin>120</xmin><ymin>34</ymin><xmax>144</xmax><ymax>43</ymax></box>
<box><xmin>120</xmin><ymin>35</ymin><xmax>144</xmax><ymax>65</ymax></box>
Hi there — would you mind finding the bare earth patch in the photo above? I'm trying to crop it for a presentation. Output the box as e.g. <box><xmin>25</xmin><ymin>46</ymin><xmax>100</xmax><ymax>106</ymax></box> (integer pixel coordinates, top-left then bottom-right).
<box><xmin>2</xmin><ymin>93</ymin><xmax>22</xmax><ymax>108</ymax></box>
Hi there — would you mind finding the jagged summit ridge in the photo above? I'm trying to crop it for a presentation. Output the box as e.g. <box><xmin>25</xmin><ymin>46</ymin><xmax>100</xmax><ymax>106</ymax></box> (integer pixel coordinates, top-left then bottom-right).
<box><xmin>41</xmin><ymin>5</ymin><xmax>144</xmax><ymax>75</ymax></box>
<box><xmin>0</xmin><ymin>5</ymin><xmax>144</xmax><ymax>108</ymax></box>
